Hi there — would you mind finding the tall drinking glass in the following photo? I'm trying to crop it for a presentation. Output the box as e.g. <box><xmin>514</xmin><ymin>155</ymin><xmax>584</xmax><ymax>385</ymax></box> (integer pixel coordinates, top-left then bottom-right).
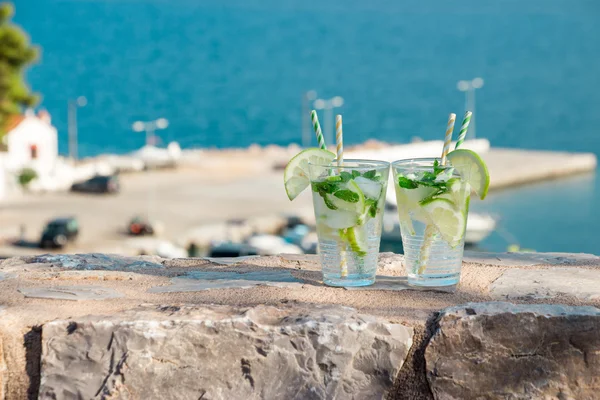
<box><xmin>392</xmin><ymin>158</ymin><xmax>471</xmax><ymax>289</ymax></box>
<box><xmin>308</xmin><ymin>159</ymin><xmax>390</xmax><ymax>287</ymax></box>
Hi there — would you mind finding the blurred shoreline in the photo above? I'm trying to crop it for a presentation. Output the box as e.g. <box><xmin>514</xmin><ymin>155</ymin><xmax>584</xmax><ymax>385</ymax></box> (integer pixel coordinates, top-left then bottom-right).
<box><xmin>1</xmin><ymin>138</ymin><xmax>597</xmax><ymax>259</ymax></box>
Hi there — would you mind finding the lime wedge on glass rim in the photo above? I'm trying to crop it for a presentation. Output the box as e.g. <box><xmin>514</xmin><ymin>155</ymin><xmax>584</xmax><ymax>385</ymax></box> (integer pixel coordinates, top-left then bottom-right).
<box><xmin>284</xmin><ymin>148</ymin><xmax>336</xmax><ymax>200</ymax></box>
<box><xmin>446</xmin><ymin>149</ymin><xmax>490</xmax><ymax>200</ymax></box>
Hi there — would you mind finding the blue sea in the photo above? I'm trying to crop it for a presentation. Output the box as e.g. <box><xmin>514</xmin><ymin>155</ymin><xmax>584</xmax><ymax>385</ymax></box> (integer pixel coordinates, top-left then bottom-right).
<box><xmin>15</xmin><ymin>0</ymin><xmax>600</xmax><ymax>253</ymax></box>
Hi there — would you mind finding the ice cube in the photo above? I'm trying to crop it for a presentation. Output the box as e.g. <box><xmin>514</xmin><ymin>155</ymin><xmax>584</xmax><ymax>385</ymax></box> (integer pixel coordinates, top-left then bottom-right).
<box><xmin>323</xmin><ymin>210</ymin><xmax>360</xmax><ymax>229</ymax></box>
<box><xmin>435</xmin><ymin>168</ymin><xmax>454</xmax><ymax>182</ymax></box>
<box><xmin>353</xmin><ymin>176</ymin><xmax>382</xmax><ymax>199</ymax></box>
<box><xmin>313</xmin><ymin>194</ymin><xmax>329</xmax><ymax>215</ymax></box>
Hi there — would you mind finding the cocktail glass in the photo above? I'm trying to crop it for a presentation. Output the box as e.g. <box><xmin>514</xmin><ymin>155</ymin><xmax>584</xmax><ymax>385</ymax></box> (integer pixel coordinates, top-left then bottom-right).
<box><xmin>308</xmin><ymin>159</ymin><xmax>390</xmax><ymax>287</ymax></box>
<box><xmin>392</xmin><ymin>158</ymin><xmax>471</xmax><ymax>289</ymax></box>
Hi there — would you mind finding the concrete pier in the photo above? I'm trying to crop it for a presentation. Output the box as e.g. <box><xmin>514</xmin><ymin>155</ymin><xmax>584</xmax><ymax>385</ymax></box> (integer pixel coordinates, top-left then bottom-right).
<box><xmin>0</xmin><ymin>143</ymin><xmax>597</xmax><ymax>257</ymax></box>
<box><xmin>484</xmin><ymin>147</ymin><xmax>597</xmax><ymax>190</ymax></box>
<box><xmin>347</xmin><ymin>139</ymin><xmax>597</xmax><ymax>191</ymax></box>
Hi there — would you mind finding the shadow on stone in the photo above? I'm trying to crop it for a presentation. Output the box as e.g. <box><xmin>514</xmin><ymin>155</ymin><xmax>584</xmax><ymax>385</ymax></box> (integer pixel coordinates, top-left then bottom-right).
<box><xmin>387</xmin><ymin>313</ymin><xmax>438</xmax><ymax>400</ymax></box>
<box><xmin>34</xmin><ymin>253</ymin><xmax>166</xmax><ymax>273</ymax></box>
<box><xmin>148</xmin><ymin>270</ymin><xmax>309</xmax><ymax>293</ymax></box>
<box><xmin>345</xmin><ymin>276</ymin><xmax>456</xmax><ymax>293</ymax></box>
<box><xmin>24</xmin><ymin>326</ymin><xmax>42</xmax><ymax>400</ymax></box>
<box><xmin>12</xmin><ymin>239</ymin><xmax>41</xmax><ymax>249</ymax></box>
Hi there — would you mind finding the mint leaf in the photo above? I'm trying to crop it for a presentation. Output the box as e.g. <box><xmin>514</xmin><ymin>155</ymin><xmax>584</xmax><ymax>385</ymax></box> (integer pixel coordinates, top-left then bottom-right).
<box><xmin>398</xmin><ymin>176</ymin><xmax>418</xmax><ymax>189</ymax></box>
<box><xmin>351</xmin><ymin>170</ymin><xmax>361</xmax><ymax>179</ymax></box>
<box><xmin>311</xmin><ymin>181</ymin><xmax>338</xmax><ymax>195</ymax></box>
<box><xmin>323</xmin><ymin>196</ymin><xmax>338</xmax><ymax>210</ymax></box>
<box><xmin>419</xmin><ymin>188</ymin><xmax>449</xmax><ymax>205</ymax></box>
<box><xmin>333</xmin><ymin>190</ymin><xmax>359</xmax><ymax>203</ymax></box>
<box><xmin>365</xmin><ymin>199</ymin><xmax>378</xmax><ymax>218</ymax></box>
<box><xmin>362</xmin><ymin>170</ymin><xmax>377</xmax><ymax>179</ymax></box>
<box><xmin>421</xmin><ymin>171</ymin><xmax>437</xmax><ymax>182</ymax></box>
<box><xmin>433</xmin><ymin>159</ymin><xmax>445</xmax><ymax>177</ymax></box>
<box><xmin>339</xmin><ymin>171</ymin><xmax>353</xmax><ymax>182</ymax></box>
<box><xmin>362</xmin><ymin>170</ymin><xmax>382</xmax><ymax>181</ymax></box>
<box><xmin>369</xmin><ymin>205</ymin><xmax>377</xmax><ymax>218</ymax></box>
<box><xmin>416</xmin><ymin>179</ymin><xmax>438</xmax><ymax>187</ymax></box>
<box><xmin>321</xmin><ymin>182</ymin><xmax>338</xmax><ymax>194</ymax></box>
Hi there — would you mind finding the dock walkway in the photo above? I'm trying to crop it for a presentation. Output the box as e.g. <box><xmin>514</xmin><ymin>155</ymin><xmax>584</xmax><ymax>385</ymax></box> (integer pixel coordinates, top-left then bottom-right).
<box><xmin>484</xmin><ymin>148</ymin><xmax>597</xmax><ymax>190</ymax></box>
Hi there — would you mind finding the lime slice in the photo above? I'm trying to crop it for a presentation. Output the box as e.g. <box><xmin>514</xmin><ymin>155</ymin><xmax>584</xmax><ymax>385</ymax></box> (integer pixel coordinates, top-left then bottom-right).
<box><xmin>346</xmin><ymin>226</ymin><xmax>368</xmax><ymax>257</ymax></box>
<box><xmin>421</xmin><ymin>198</ymin><xmax>466</xmax><ymax>246</ymax></box>
<box><xmin>394</xmin><ymin>186</ymin><xmax>415</xmax><ymax>235</ymax></box>
<box><xmin>433</xmin><ymin>178</ymin><xmax>470</xmax><ymax>212</ymax></box>
<box><xmin>395</xmin><ymin>184</ymin><xmax>436</xmax><ymax>229</ymax></box>
<box><xmin>284</xmin><ymin>148</ymin><xmax>336</xmax><ymax>200</ymax></box>
<box><xmin>405</xmin><ymin>185</ymin><xmax>437</xmax><ymax>205</ymax></box>
<box><xmin>446</xmin><ymin>149</ymin><xmax>490</xmax><ymax>200</ymax></box>
<box><xmin>325</xmin><ymin>180</ymin><xmax>366</xmax><ymax>215</ymax></box>
<box><xmin>320</xmin><ymin>210</ymin><xmax>361</xmax><ymax>229</ymax></box>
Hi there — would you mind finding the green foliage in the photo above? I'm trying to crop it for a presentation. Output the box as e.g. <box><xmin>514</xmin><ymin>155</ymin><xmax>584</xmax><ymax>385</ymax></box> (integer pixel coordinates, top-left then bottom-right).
<box><xmin>339</xmin><ymin>171</ymin><xmax>352</xmax><ymax>182</ymax></box>
<box><xmin>333</xmin><ymin>189</ymin><xmax>359</xmax><ymax>203</ymax></box>
<box><xmin>0</xmin><ymin>3</ymin><xmax>40</xmax><ymax>137</ymax></box>
<box><xmin>365</xmin><ymin>198</ymin><xmax>377</xmax><ymax>218</ymax></box>
<box><xmin>17</xmin><ymin>167</ymin><xmax>37</xmax><ymax>186</ymax></box>
<box><xmin>397</xmin><ymin>176</ymin><xmax>419</xmax><ymax>189</ymax></box>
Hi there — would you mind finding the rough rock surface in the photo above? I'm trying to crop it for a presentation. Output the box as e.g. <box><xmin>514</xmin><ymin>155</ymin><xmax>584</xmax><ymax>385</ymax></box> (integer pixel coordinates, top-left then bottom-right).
<box><xmin>426</xmin><ymin>302</ymin><xmax>600</xmax><ymax>400</ymax></box>
<box><xmin>1</xmin><ymin>252</ymin><xmax>600</xmax><ymax>400</ymax></box>
<box><xmin>490</xmin><ymin>267</ymin><xmax>600</xmax><ymax>300</ymax></box>
<box><xmin>463</xmin><ymin>251</ymin><xmax>600</xmax><ymax>267</ymax></box>
<box><xmin>39</xmin><ymin>304</ymin><xmax>413</xmax><ymax>400</ymax></box>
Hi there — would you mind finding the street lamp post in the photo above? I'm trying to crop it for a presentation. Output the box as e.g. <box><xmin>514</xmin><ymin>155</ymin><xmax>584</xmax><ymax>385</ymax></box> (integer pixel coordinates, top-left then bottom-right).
<box><xmin>313</xmin><ymin>96</ymin><xmax>344</xmax><ymax>146</ymax></box>
<box><xmin>68</xmin><ymin>96</ymin><xmax>87</xmax><ymax>161</ymax></box>
<box><xmin>131</xmin><ymin>118</ymin><xmax>169</xmax><ymax>221</ymax></box>
<box><xmin>457</xmin><ymin>77</ymin><xmax>484</xmax><ymax>140</ymax></box>
<box><xmin>302</xmin><ymin>90</ymin><xmax>317</xmax><ymax>147</ymax></box>
<box><xmin>132</xmin><ymin>118</ymin><xmax>169</xmax><ymax>146</ymax></box>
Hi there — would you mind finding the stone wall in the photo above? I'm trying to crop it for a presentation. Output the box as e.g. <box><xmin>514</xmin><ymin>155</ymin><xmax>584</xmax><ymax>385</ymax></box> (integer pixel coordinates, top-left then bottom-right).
<box><xmin>1</xmin><ymin>252</ymin><xmax>600</xmax><ymax>399</ymax></box>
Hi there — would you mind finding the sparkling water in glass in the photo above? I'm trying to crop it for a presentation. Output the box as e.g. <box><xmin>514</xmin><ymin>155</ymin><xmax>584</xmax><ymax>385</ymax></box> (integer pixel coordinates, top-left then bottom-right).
<box><xmin>308</xmin><ymin>159</ymin><xmax>390</xmax><ymax>287</ymax></box>
<box><xmin>392</xmin><ymin>158</ymin><xmax>471</xmax><ymax>289</ymax></box>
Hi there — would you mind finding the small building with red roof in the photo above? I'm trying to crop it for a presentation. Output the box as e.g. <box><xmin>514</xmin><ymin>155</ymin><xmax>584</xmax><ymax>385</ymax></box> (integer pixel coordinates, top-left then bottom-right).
<box><xmin>0</xmin><ymin>109</ymin><xmax>58</xmax><ymax>198</ymax></box>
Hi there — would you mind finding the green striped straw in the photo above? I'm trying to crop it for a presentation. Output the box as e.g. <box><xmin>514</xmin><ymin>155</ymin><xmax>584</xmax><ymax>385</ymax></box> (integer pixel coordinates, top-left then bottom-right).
<box><xmin>311</xmin><ymin>110</ymin><xmax>326</xmax><ymax>150</ymax></box>
<box><xmin>454</xmin><ymin>111</ymin><xmax>473</xmax><ymax>150</ymax></box>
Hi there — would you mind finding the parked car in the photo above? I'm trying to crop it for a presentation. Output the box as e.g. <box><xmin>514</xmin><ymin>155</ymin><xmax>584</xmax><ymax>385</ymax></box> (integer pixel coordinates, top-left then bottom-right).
<box><xmin>128</xmin><ymin>216</ymin><xmax>155</xmax><ymax>236</ymax></box>
<box><xmin>40</xmin><ymin>217</ymin><xmax>79</xmax><ymax>249</ymax></box>
<box><xmin>71</xmin><ymin>175</ymin><xmax>120</xmax><ymax>194</ymax></box>
<box><xmin>208</xmin><ymin>242</ymin><xmax>259</xmax><ymax>257</ymax></box>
